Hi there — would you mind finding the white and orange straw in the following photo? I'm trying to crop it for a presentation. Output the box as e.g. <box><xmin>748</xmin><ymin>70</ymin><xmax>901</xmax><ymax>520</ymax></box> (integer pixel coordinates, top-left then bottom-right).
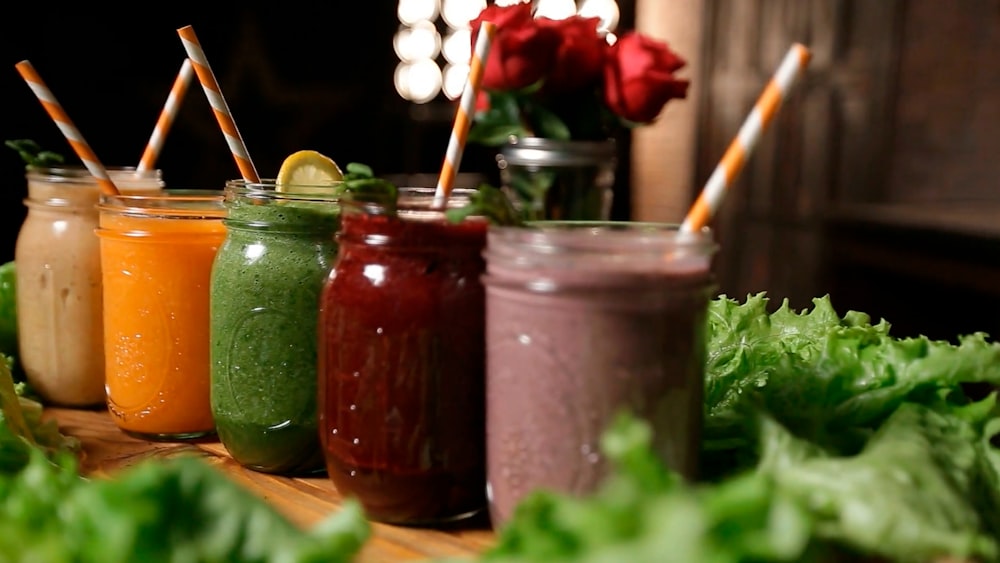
<box><xmin>680</xmin><ymin>43</ymin><xmax>812</xmax><ymax>233</ymax></box>
<box><xmin>177</xmin><ymin>25</ymin><xmax>260</xmax><ymax>183</ymax></box>
<box><xmin>15</xmin><ymin>60</ymin><xmax>120</xmax><ymax>196</ymax></box>
<box><xmin>433</xmin><ymin>20</ymin><xmax>497</xmax><ymax>208</ymax></box>
<box><xmin>137</xmin><ymin>58</ymin><xmax>194</xmax><ymax>172</ymax></box>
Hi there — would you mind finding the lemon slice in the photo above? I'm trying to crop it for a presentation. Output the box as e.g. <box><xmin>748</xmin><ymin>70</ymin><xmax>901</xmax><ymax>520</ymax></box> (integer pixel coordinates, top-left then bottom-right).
<box><xmin>275</xmin><ymin>150</ymin><xmax>344</xmax><ymax>193</ymax></box>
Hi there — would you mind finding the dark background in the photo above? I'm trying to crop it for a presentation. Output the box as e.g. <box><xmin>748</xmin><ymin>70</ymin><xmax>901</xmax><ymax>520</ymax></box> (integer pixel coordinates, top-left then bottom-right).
<box><xmin>3</xmin><ymin>5</ymin><xmax>609</xmax><ymax>263</ymax></box>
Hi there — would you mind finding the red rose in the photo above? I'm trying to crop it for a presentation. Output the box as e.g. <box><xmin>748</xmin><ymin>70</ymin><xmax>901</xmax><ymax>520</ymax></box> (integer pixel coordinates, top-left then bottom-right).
<box><xmin>603</xmin><ymin>32</ymin><xmax>690</xmax><ymax>123</ymax></box>
<box><xmin>536</xmin><ymin>16</ymin><xmax>607</xmax><ymax>93</ymax></box>
<box><xmin>475</xmin><ymin>90</ymin><xmax>490</xmax><ymax>113</ymax></box>
<box><xmin>471</xmin><ymin>2</ymin><xmax>560</xmax><ymax>91</ymax></box>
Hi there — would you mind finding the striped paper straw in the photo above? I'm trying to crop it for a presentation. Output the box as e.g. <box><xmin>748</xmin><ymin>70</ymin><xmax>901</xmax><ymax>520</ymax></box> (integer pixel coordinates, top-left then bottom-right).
<box><xmin>432</xmin><ymin>20</ymin><xmax>497</xmax><ymax>208</ymax></box>
<box><xmin>177</xmin><ymin>25</ymin><xmax>260</xmax><ymax>182</ymax></box>
<box><xmin>137</xmin><ymin>58</ymin><xmax>194</xmax><ymax>172</ymax></box>
<box><xmin>15</xmin><ymin>60</ymin><xmax>120</xmax><ymax>196</ymax></box>
<box><xmin>680</xmin><ymin>43</ymin><xmax>811</xmax><ymax>233</ymax></box>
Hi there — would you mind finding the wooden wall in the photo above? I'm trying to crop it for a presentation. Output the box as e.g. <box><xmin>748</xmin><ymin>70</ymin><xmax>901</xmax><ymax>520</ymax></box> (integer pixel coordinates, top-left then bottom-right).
<box><xmin>696</xmin><ymin>0</ymin><xmax>905</xmax><ymax>309</ymax></box>
<box><xmin>632</xmin><ymin>0</ymin><xmax>1000</xmax><ymax>338</ymax></box>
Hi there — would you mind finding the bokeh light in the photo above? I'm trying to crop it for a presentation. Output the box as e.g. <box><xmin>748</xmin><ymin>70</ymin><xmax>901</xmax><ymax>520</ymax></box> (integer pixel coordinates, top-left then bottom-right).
<box><xmin>396</xmin><ymin>59</ymin><xmax>443</xmax><ymax>104</ymax></box>
<box><xmin>441</xmin><ymin>0</ymin><xmax>487</xmax><ymax>29</ymax></box>
<box><xmin>534</xmin><ymin>0</ymin><xmax>578</xmax><ymax>20</ymax></box>
<box><xmin>397</xmin><ymin>0</ymin><xmax>440</xmax><ymax>26</ymax></box>
<box><xmin>392</xmin><ymin>20</ymin><xmax>441</xmax><ymax>62</ymax></box>
<box><xmin>441</xmin><ymin>29</ymin><xmax>472</xmax><ymax>65</ymax></box>
<box><xmin>442</xmin><ymin>63</ymin><xmax>470</xmax><ymax>100</ymax></box>
<box><xmin>578</xmin><ymin>0</ymin><xmax>620</xmax><ymax>32</ymax></box>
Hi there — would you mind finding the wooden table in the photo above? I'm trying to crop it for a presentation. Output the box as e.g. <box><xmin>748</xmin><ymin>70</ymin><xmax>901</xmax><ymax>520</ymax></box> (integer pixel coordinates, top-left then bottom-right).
<box><xmin>41</xmin><ymin>408</ymin><xmax>497</xmax><ymax>562</ymax></box>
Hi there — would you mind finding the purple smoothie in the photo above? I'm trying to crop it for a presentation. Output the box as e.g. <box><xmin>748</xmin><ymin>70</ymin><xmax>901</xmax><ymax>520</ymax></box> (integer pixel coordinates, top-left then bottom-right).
<box><xmin>482</xmin><ymin>223</ymin><xmax>716</xmax><ymax>526</ymax></box>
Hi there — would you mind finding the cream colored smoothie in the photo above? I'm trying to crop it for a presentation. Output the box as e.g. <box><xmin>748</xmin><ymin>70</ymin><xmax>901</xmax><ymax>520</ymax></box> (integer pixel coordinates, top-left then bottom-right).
<box><xmin>15</xmin><ymin>166</ymin><xmax>163</xmax><ymax>406</ymax></box>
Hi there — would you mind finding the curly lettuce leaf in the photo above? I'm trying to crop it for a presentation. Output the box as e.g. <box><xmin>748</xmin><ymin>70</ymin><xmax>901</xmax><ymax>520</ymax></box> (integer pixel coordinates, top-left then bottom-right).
<box><xmin>481</xmin><ymin>413</ymin><xmax>821</xmax><ymax>563</ymax></box>
<box><xmin>759</xmin><ymin>402</ymin><xmax>1000</xmax><ymax>562</ymax></box>
<box><xmin>703</xmin><ymin>294</ymin><xmax>1000</xmax><ymax>474</ymax></box>
<box><xmin>477</xmin><ymin>405</ymin><xmax>1000</xmax><ymax>563</ymax></box>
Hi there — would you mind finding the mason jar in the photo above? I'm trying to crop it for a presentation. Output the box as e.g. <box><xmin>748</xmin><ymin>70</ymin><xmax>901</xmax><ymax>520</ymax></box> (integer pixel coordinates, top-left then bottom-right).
<box><xmin>15</xmin><ymin>166</ymin><xmax>163</xmax><ymax>407</ymax></box>
<box><xmin>210</xmin><ymin>180</ymin><xmax>340</xmax><ymax>475</ymax></box>
<box><xmin>97</xmin><ymin>190</ymin><xmax>226</xmax><ymax>441</ymax></box>
<box><xmin>482</xmin><ymin>221</ymin><xmax>718</xmax><ymax>527</ymax></box>
<box><xmin>496</xmin><ymin>136</ymin><xmax>617</xmax><ymax>221</ymax></box>
<box><xmin>317</xmin><ymin>187</ymin><xmax>488</xmax><ymax>525</ymax></box>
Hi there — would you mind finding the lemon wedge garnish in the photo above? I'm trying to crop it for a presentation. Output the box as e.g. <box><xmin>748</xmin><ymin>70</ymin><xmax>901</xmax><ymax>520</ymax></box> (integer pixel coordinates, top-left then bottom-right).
<box><xmin>275</xmin><ymin>150</ymin><xmax>344</xmax><ymax>193</ymax></box>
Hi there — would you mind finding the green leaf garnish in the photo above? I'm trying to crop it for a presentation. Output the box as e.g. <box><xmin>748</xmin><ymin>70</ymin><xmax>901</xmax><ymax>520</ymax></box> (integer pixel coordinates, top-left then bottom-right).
<box><xmin>5</xmin><ymin>139</ymin><xmax>65</xmax><ymax>168</ymax></box>
<box><xmin>344</xmin><ymin>162</ymin><xmax>374</xmax><ymax>179</ymax></box>
<box><xmin>446</xmin><ymin>183</ymin><xmax>523</xmax><ymax>226</ymax></box>
<box><xmin>339</xmin><ymin>162</ymin><xmax>398</xmax><ymax>206</ymax></box>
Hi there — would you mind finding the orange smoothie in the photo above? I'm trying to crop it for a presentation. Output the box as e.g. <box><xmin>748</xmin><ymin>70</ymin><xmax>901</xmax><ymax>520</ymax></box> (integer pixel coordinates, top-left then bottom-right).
<box><xmin>96</xmin><ymin>191</ymin><xmax>226</xmax><ymax>440</ymax></box>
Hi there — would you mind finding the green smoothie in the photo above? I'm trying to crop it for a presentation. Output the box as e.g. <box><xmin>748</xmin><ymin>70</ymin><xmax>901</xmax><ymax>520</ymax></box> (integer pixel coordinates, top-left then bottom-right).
<box><xmin>210</xmin><ymin>187</ymin><xmax>339</xmax><ymax>475</ymax></box>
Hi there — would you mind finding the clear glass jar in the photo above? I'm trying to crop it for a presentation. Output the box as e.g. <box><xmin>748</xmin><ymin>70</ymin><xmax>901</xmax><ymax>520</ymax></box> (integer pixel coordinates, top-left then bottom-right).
<box><xmin>317</xmin><ymin>187</ymin><xmax>488</xmax><ymax>525</ymax></box>
<box><xmin>210</xmin><ymin>180</ymin><xmax>340</xmax><ymax>475</ymax></box>
<box><xmin>97</xmin><ymin>190</ymin><xmax>225</xmax><ymax>441</ymax></box>
<box><xmin>15</xmin><ymin>166</ymin><xmax>163</xmax><ymax>407</ymax></box>
<box><xmin>496</xmin><ymin>137</ymin><xmax>617</xmax><ymax>221</ymax></box>
<box><xmin>482</xmin><ymin>221</ymin><xmax>717</xmax><ymax>527</ymax></box>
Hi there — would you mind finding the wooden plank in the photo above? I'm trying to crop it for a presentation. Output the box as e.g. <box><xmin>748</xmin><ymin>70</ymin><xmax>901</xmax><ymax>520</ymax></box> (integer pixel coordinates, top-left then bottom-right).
<box><xmin>41</xmin><ymin>408</ymin><xmax>496</xmax><ymax>562</ymax></box>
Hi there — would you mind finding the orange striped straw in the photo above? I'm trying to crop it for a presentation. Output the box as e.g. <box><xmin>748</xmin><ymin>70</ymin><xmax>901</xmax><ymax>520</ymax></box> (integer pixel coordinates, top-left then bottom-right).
<box><xmin>15</xmin><ymin>60</ymin><xmax>120</xmax><ymax>196</ymax></box>
<box><xmin>176</xmin><ymin>25</ymin><xmax>260</xmax><ymax>182</ymax></box>
<box><xmin>137</xmin><ymin>58</ymin><xmax>195</xmax><ymax>172</ymax></box>
<box><xmin>432</xmin><ymin>20</ymin><xmax>497</xmax><ymax>208</ymax></box>
<box><xmin>680</xmin><ymin>43</ymin><xmax>812</xmax><ymax>233</ymax></box>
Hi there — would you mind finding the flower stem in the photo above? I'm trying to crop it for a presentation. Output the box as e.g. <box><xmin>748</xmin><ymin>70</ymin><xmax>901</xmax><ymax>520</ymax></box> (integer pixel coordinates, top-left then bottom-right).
<box><xmin>519</xmin><ymin>110</ymin><xmax>536</xmax><ymax>138</ymax></box>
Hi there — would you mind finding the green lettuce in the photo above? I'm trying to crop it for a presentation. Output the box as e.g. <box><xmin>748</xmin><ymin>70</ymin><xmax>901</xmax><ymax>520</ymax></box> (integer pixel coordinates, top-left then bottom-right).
<box><xmin>758</xmin><ymin>402</ymin><xmax>1000</xmax><ymax>562</ymax></box>
<box><xmin>0</xmin><ymin>451</ymin><xmax>369</xmax><ymax>563</ymax></box>
<box><xmin>0</xmin><ymin>356</ymin><xmax>370</xmax><ymax>562</ymax></box>
<box><xmin>477</xmin><ymin>413</ymin><xmax>823</xmax><ymax>563</ymax></box>
<box><xmin>703</xmin><ymin>293</ymin><xmax>1000</xmax><ymax>474</ymax></box>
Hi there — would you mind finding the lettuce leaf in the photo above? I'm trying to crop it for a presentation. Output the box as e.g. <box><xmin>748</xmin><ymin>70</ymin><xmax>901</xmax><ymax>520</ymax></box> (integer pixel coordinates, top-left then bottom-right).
<box><xmin>759</xmin><ymin>402</ymin><xmax>1000</xmax><ymax>562</ymax></box>
<box><xmin>0</xmin><ymin>352</ymin><xmax>370</xmax><ymax>562</ymax></box>
<box><xmin>703</xmin><ymin>294</ymin><xmax>1000</xmax><ymax>474</ymax></box>
<box><xmin>481</xmin><ymin>413</ymin><xmax>822</xmax><ymax>563</ymax></box>
<box><xmin>0</xmin><ymin>451</ymin><xmax>369</xmax><ymax>563</ymax></box>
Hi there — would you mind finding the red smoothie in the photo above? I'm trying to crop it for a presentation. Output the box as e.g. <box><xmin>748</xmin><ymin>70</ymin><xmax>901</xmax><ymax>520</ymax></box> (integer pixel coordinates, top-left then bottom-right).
<box><xmin>317</xmin><ymin>191</ymin><xmax>488</xmax><ymax>525</ymax></box>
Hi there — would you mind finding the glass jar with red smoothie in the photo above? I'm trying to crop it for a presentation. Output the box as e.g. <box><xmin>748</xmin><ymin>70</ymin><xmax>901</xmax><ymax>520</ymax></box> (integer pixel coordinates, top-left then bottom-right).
<box><xmin>317</xmin><ymin>187</ymin><xmax>488</xmax><ymax>525</ymax></box>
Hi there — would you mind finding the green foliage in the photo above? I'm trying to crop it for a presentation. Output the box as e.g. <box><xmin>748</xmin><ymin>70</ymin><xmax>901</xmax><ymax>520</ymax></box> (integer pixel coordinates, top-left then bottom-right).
<box><xmin>5</xmin><ymin>139</ymin><xmax>65</xmax><ymax>168</ymax></box>
<box><xmin>0</xmin><ymin>452</ymin><xmax>370</xmax><ymax>563</ymax></box>
<box><xmin>0</xmin><ymin>359</ymin><xmax>370</xmax><ymax>561</ymax></box>
<box><xmin>0</xmin><ymin>262</ymin><xmax>17</xmax><ymax>362</ymax></box>
<box><xmin>446</xmin><ymin>184</ymin><xmax>523</xmax><ymax>226</ymax></box>
<box><xmin>468</xmin><ymin>88</ymin><xmax>619</xmax><ymax>147</ymax></box>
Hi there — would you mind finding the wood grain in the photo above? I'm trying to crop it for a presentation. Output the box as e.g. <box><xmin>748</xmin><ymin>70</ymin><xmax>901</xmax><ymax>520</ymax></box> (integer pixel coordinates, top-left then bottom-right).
<box><xmin>41</xmin><ymin>407</ymin><xmax>496</xmax><ymax>562</ymax></box>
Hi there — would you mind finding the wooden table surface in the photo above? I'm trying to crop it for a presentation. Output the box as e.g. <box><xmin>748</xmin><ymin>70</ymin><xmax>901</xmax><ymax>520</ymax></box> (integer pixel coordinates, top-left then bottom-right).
<box><xmin>41</xmin><ymin>407</ymin><xmax>497</xmax><ymax>562</ymax></box>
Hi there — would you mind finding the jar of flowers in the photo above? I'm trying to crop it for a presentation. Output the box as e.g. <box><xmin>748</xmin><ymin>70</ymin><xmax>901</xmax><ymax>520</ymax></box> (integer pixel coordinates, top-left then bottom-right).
<box><xmin>467</xmin><ymin>1</ymin><xmax>690</xmax><ymax>221</ymax></box>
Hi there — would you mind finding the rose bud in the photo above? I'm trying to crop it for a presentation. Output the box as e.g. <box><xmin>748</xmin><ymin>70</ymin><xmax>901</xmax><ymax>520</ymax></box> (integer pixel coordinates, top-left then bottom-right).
<box><xmin>536</xmin><ymin>15</ymin><xmax>608</xmax><ymax>94</ymax></box>
<box><xmin>603</xmin><ymin>32</ymin><xmax>690</xmax><ymax>123</ymax></box>
<box><xmin>471</xmin><ymin>2</ymin><xmax>561</xmax><ymax>91</ymax></box>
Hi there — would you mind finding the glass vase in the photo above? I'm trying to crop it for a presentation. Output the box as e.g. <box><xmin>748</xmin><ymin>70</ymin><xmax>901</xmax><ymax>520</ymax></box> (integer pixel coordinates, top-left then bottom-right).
<box><xmin>496</xmin><ymin>137</ymin><xmax>617</xmax><ymax>221</ymax></box>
